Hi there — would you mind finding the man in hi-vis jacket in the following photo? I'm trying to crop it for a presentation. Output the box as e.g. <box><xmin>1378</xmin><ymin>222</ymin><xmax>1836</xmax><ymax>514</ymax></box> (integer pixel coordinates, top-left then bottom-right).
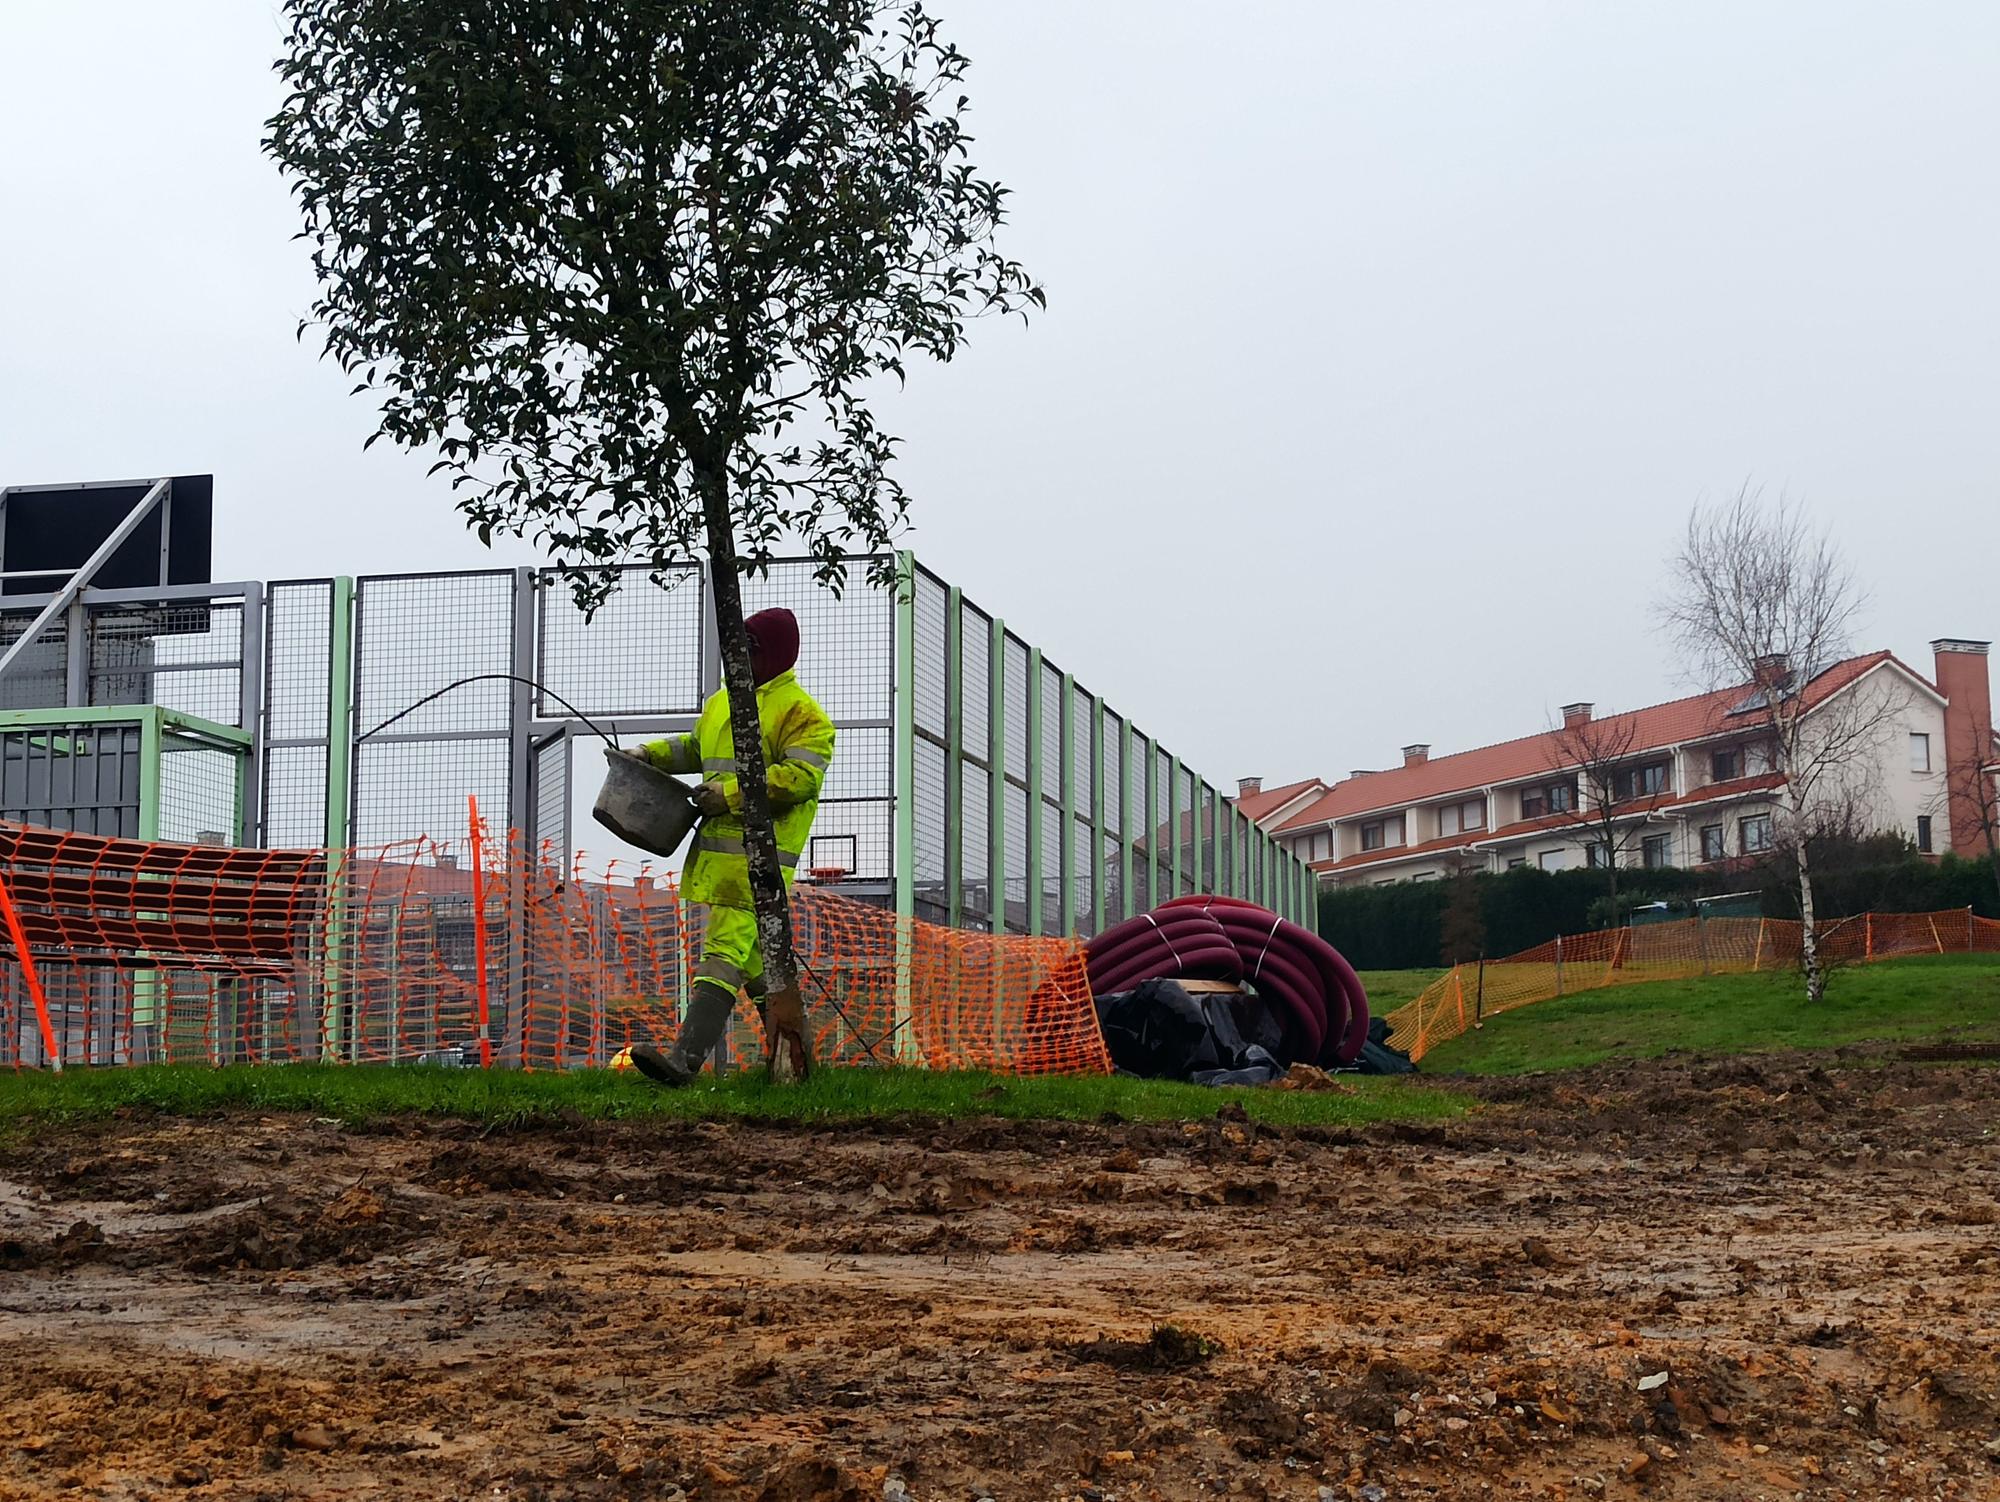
<box><xmin>627</xmin><ymin>607</ymin><xmax>834</xmax><ymax>1086</ymax></box>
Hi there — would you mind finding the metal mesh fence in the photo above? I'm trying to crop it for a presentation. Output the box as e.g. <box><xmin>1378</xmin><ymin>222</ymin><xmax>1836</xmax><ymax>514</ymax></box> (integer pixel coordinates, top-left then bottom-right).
<box><xmin>912</xmin><ymin>736</ymin><xmax>947</xmax><ymax>923</ymax></box>
<box><xmin>1003</xmin><ymin>781</ymin><xmax>1028</xmax><ymax>933</ymax></box>
<box><xmin>961</xmin><ymin>780</ymin><xmax>990</xmax><ymax>927</ymax></box>
<box><xmin>913</xmin><ymin>570</ymin><xmax>948</xmax><ymax>739</ymax></box>
<box><xmin>531</xmin><ymin>734</ymin><xmax>570</xmax><ymax>861</ymax></box>
<box><xmin>1002</xmin><ymin>635</ymin><xmax>1028</xmax><ymax>788</ymax></box>
<box><xmin>0</xmin><ymin>553</ymin><xmax>1315</xmax><ymax>944</ymax></box>
<box><xmin>537</xmin><ymin>566</ymin><xmax>704</xmax><ymax>719</ymax></box>
<box><xmin>88</xmin><ymin>601</ymin><xmax>245</xmax><ymax>727</ymax></box>
<box><xmin>354</xmin><ymin>738</ymin><xmax>512</xmax><ymax>849</ymax></box>
<box><xmin>352</xmin><ymin>572</ymin><xmax>515</xmax><ymax>845</ymax></box>
<box><xmin>159</xmin><ymin>735</ymin><xmax>241</xmax><ymax>845</ymax></box>
<box><xmin>1072</xmin><ymin>683</ymin><xmax>1095</xmax><ymax>830</ymax></box>
<box><xmin>959</xmin><ymin>604</ymin><xmax>992</xmax><ymax>927</ymax></box>
<box><xmin>742</xmin><ymin>564</ymin><xmax>891</xmax><ymax>723</ymax></box>
<box><xmin>0</xmin><ymin>614</ymin><xmax>67</xmax><ymax>711</ymax></box>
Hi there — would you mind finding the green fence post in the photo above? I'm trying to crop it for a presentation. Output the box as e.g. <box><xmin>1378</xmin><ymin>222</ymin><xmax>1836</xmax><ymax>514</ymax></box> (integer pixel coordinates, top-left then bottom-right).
<box><xmin>1058</xmin><ymin>675</ymin><xmax>1076</xmax><ymax>934</ymax></box>
<box><xmin>1146</xmin><ymin>739</ymin><xmax>1159</xmax><ymax>907</ymax></box>
<box><xmin>324</xmin><ymin>576</ymin><xmax>356</xmax><ymax>1062</ymax></box>
<box><xmin>1192</xmin><ymin>781</ymin><xmax>1206</xmax><ymax>895</ymax></box>
<box><xmin>892</xmin><ymin>552</ymin><xmax>917</xmax><ymax>1059</ymax></box>
<box><xmin>1090</xmin><ymin>696</ymin><xmax>1106</xmax><ymax>934</ymax></box>
<box><xmin>131</xmin><ymin>708</ymin><xmax>164</xmax><ymax>1060</ymax></box>
<box><xmin>987</xmin><ymin>615</ymin><xmax>1006</xmax><ymax>932</ymax></box>
<box><xmin>944</xmin><ymin>586</ymin><xmax>964</xmax><ymax>931</ymax></box>
<box><xmin>1167</xmin><ymin>754</ymin><xmax>1182</xmax><ymax>896</ymax></box>
<box><xmin>1025</xmin><ymin>646</ymin><xmax>1043</xmax><ymax>937</ymax></box>
<box><xmin>1119</xmin><ymin>716</ymin><xmax>1135</xmax><ymax>922</ymax></box>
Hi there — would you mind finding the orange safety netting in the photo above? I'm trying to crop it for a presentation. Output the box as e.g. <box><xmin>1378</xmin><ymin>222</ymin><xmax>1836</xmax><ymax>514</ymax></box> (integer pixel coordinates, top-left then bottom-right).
<box><xmin>0</xmin><ymin>817</ymin><xmax>1108</xmax><ymax>1077</ymax></box>
<box><xmin>1385</xmin><ymin>907</ymin><xmax>2000</xmax><ymax>1062</ymax></box>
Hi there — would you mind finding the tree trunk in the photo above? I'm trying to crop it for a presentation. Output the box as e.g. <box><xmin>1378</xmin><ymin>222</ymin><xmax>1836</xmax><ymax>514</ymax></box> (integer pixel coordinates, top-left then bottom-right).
<box><xmin>696</xmin><ymin>460</ymin><xmax>812</xmax><ymax>1083</ymax></box>
<box><xmin>1794</xmin><ymin>815</ymin><xmax>1825</xmax><ymax>1004</ymax></box>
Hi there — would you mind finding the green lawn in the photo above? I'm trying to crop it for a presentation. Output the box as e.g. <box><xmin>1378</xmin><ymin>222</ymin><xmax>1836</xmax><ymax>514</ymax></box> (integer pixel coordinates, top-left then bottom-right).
<box><xmin>1421</xmin><ymin>952</ymin><xmax>2000</xmax><ymax>1075</ymax></box>
<box><xmin>0</xmin><ymin>1061</ymin><xmax>1471</xmax><ymax>1130</ymax></box>
<box><xmin>1356</xmin><ymin>968</ymin><xmax>1447</xmax><ymax>1013</ymax></box>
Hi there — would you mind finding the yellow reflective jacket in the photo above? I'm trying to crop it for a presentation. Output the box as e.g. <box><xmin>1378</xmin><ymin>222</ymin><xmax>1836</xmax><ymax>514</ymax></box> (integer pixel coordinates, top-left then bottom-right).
<box><xmin>640</xmin><ymin>669</ymin><xmax>835</xmax><ymax>910</ymax></box>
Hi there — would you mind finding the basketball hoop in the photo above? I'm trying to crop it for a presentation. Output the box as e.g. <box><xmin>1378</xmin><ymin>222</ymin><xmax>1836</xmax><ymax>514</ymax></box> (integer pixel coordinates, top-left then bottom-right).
<box><xmin>807</xmin><ymin>866</ymin><xmax>849</xmax><ymax>884</ymax></box>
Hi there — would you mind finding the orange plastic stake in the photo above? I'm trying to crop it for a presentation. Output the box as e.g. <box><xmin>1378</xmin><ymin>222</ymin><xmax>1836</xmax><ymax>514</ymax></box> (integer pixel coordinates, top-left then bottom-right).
<box><xmin>468</xmin><ymin>796</ymin><xmax>494</xmax><ymax>1068</ymax></box>
<box><xmin>0</xmin><ymin>871</ymin><xmax>60</xmax><ymax>1070</ymax></box>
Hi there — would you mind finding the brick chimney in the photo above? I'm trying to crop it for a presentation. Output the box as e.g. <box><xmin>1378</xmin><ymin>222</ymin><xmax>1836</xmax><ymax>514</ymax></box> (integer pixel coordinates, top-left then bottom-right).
<box><xmin>1236</xmin><ymin>776</ymin><xmax>1263</xmax><ymax>801</ymax></box>
<box><xmin>1561</xmin><ymin>702</ymin><xmax>1593</xmax><ymax>729</ymax></box>
<box><xmin>1933</xmin><ymin>638</ymin><xmax>1993</xmax><ymax>858</ymax></box>
<box><xmin>1753</xmin><ymin>653</ymin><xmax>1791</xmax><ymax>691</ymax></box>
<box><xmin>1401</xmin><ymin>743</ymin><xmax>1430</xmax><ymax>768</ymax></box>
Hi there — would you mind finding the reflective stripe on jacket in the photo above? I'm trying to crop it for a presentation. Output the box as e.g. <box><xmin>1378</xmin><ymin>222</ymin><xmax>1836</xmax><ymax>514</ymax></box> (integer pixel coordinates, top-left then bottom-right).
<box><xmin>640</xmin><ymin>669</ymin><xmax>835</xmax><ymax>910</ymax></box>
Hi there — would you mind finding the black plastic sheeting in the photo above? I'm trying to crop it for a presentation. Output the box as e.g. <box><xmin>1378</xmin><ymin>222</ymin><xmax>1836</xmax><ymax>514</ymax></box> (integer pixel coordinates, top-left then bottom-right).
<box><xmin>1085</xmin><ymin>897</ymin><xmax>1372</xmax><ymax>1070</ymax></box>
<box><xmin>1094</xmin><ymin>978</ymin><xmax>1285</xmax><ymax>1086</ymax></box>
<box><xmin>1355</xmin><ymin>1016</ymin><xmax>1417</xmax><ymax>1075</ymax></box>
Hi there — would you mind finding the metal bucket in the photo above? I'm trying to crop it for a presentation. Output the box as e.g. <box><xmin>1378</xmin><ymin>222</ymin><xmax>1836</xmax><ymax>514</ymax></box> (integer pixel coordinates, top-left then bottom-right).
<box><xmin>592</xmin><ymin>747</ymin><xmax>700</xmax><ymax>858</ymax></box>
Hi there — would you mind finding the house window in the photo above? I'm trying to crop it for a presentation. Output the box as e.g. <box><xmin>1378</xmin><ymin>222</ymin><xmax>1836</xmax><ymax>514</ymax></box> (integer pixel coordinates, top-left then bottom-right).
<box><xmin>1909</xmin><ymin>733</ymin><xmax>1931</xmax><ymax>773</ymax></box>
<box><xmin>1741</xmin><ymin>814</ymin><xmax>1773</xmax><ymax>854</ymax></box>
<box><xmin>1643</xmin><ymin>834</ymin><xmax>1670</xmax><ymax>869</ymax></box>
<box><xmin>1711</xmin><ymin>747</ymin><xmax>1740</xmax><ymax>782</ymax></box>
<box><xmin>1586</xmin><ymin>843</ymin><xmax>1611</xmax><ymax>869</ymax></box>
<box><xmin>1700</xmin><ymin>824</ymin><xmax>1725</xmax><ymax>862</ymax></box>
<box><xmin>1745</xmin><ymin>742</ymin><xmax>1774</xmax><ymax>776</ymax></box>
<box><xmin>1506</xmin><ymin>857</ymin><xmax>1527</xmax><ymax>870</ymax></box>
<box><xmin>1437</xmin><ymin>798</ymin><xmax>1485</xmax><ymax>837</ymax></box>
<box><xmin>1537</xmin><ymin>848</ymin><xmax>1571</xmax><ymax>870</ymax></box>
<box><xmin>1360</xmin><ymin>816</ymin><xmax>1404</xmax><ymax>852</ymax></box>
<box><xmin>1917</xmin><ymin>815</ymin><xmax>1933</xmax><ymax>854</ymax></box>
<box><xmin>1612</xmin><ymin>762</ymin><xmax>1669</xmax><ymax>802</ymax></box>
<box><xmin>1521</xmin><ymin>780</ymin><xmax>1577</xmax><ymax>820</ymax></box>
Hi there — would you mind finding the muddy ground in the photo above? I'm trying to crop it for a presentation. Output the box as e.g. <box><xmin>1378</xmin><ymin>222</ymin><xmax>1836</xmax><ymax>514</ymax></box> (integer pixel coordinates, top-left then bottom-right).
<box><xmin>1</xmin><ymin>1052</ymin><xmax>1997</xmax><ymax>1502</ymax></box>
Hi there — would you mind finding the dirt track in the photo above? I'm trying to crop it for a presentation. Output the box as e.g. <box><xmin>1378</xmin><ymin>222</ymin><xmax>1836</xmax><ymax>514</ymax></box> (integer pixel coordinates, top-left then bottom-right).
<box><xmin>2</xmin><ymin>1054</ymin><xmax>1998</xmax><ymax>1501</ymax></box>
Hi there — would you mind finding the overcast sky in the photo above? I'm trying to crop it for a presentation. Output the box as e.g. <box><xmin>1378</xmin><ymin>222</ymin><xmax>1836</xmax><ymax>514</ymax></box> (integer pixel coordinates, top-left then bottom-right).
<box><xmin>3</xmin><ymin>1</ymin><xmax>1995</xmax><ymax>798</ymax></box>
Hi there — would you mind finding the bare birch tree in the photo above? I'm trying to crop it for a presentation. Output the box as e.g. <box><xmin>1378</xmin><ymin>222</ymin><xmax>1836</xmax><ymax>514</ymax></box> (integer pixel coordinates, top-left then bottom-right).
<box><xmin>1544</xmin><ymin>711</ymin><xmax>1658</xmax><ymax>909</ymax></box>
<box><xmin>1659</xmin><ymin>487</ymin><xmax>1910</xmax><ymax>1003</ymax></box>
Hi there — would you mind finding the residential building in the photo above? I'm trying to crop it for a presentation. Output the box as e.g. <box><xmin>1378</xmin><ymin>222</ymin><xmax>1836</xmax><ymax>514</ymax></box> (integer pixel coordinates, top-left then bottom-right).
<box><xmin>1258</xmin><ymin>639</ymin><xmax>1999</xmax><ymax>888</ymax></box>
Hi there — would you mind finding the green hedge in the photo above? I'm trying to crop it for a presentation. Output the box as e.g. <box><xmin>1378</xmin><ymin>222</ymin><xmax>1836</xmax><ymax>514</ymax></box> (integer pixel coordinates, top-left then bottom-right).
<box><xmin>1318</xmin><ymin>856</ymin><xmax>2000</xmax><ymax>970</ymax></box>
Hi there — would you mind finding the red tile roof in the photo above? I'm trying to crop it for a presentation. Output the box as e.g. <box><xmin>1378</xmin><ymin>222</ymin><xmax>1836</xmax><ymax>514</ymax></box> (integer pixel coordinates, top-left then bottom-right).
<box><xmin>1231</xmin><ymin>777</ymin><xmax>1328</xmax><ymax>823</ymax></box>
<box><xmin>1279</xmin><ymin>653</ymin><xmax>1906</xmax><ymax>835</ymax></box>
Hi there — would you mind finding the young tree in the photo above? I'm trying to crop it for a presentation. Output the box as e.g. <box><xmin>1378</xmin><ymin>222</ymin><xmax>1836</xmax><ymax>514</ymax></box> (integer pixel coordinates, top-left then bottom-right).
<box><xmin>1659</xmin><ymin>487</ymin><xmax>1909</xmax><ymax>1003</ymax></box>
<box><xmin>265</xmin><ymin>2</ymin><xmax>1041</xmax><ymax>1078</ymax></box>
<box><xmin>1544</xmin><ymin>710</ymin><xmax>1661</xmax><ymax>910</ymax></box>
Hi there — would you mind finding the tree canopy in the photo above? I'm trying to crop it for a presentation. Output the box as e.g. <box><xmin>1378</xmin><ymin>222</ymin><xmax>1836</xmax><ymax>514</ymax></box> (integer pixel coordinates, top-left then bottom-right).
<box><xmin>265</xmin><ymin>0</ymin><xmax>1042</xmax><ymax>601</ymax></box>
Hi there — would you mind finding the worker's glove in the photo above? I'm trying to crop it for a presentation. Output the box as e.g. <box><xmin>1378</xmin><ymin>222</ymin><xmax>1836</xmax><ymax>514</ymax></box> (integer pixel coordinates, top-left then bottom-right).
<box><xmin>691</xmin><ymin>782</ymin><xmax>731</xmax><ymax>820</ymax></box>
